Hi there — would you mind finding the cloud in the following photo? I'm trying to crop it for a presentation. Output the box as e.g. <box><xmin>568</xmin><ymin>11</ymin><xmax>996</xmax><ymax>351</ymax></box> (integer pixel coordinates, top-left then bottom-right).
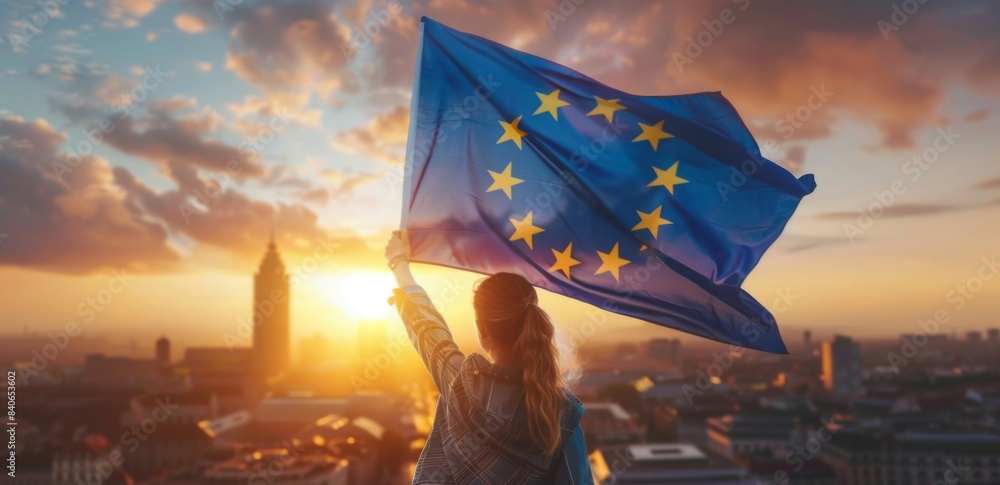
<box><xmin>174</xmin><ymin>13</ymin><xmax>210</xmax><ymax>33</ymax></box>
<box><xmin>196</xmin><ymin>61</ymin><xmax>213</xmax><ymax>72</ymax></box>
<box><xmin>262</xmin><ymin>164</ymin><xmax>313</xmax><ymax>189</ymax></box>
<box><xmin>226</xmin><ymin>93</ymin><xmax>323</xmax><ymax>136</ymax></box>
<box><xmin>0</xmin><ymin>116</ymin><xmax>380</xmax><ymax>273</ymax></box>
<box><xmin>0</xmin><ymin>117</ymin><xmax>179</xmax><ymax>274</ymax></box>
<box><xmin>99</xmin><ymin>103</ymin><xmax>267</xmax><ymax>179</ymax></box>
<box><xmin>112</xmin><ymin>160</ymin><xmax>379</xmax><ymax>264</ymax></box>
<box><xmin>772</xmin><ymin>234</ymin><xmax>853</xmax><ymax>253</ymax></box>
<box><xmin>341</xmin><ymin>1</ymin><xmax>1000</xmax><ymax>152</ymax></box>
<box><xmin>777</xmin><ymin>146</ymin><xmax>805</xmax><ymax>174</ymax></box>
<box><xmin>974</xmin><ymin>177</ymin><xmax>1000</xmax><ymax>190</ymax></box>
<box><xmin>331</xmin><ymin>105</ymin><xmax>409</xmax><ymax>164</ymax></box>
<box><xmin>816</xmin><ymin>203</ymin><xmax>960</xmax><ymax>220</ymax></box>
<box><xmin>104</xmin><ymin>0</ymin><xmax>164</xmax><ymax>28</ymax></box>
<box><xmin>321</xmin><ymin>169</ymin><xmax>384</xmax><ymax>200</ymax></box>
<box><xmin>224</xmin><ymin>2</ymin><xmax>348</xmax><ymax>97</ymax></box>
<box><xmin>300</xmin><ymin>188</ymin><xmax>330</xmax><ymax>205</ymax></box>
<box><xmin>964</xmin><ymin>108</ymin><xmax>990</xmax><ymax>123</ymax></box>
<box><xmin>47</xmin><ymin>67</ymin><xmax>267</xmax><ymax>180</ymax></box>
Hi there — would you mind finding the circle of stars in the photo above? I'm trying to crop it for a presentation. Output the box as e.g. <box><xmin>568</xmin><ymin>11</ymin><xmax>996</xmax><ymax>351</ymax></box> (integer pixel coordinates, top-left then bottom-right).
<box><xmin>489</xmin><ymin>87</ymin><xmax>689</xmax><ymax>281</ymax></box>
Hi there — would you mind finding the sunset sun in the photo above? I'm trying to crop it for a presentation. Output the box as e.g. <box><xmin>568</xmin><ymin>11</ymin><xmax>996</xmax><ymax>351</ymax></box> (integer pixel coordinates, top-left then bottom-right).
<box><xmin>314</xmin><ymin>272</ymin><xmax>397</xmax><ymax>320</ymax></box>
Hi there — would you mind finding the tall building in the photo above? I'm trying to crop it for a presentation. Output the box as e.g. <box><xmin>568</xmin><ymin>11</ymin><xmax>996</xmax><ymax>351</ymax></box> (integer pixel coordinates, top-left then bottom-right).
<box><xmin>966</xmin><ymin>330</ymin><xmax>982</xmax><ymax>342</ymax></box>
<box><xmin>821</xmin><ymin>335</ymin><xmax>861</xmax><ymax>400</ymax></box>
<box><xmin>988</xmin><ymin>328</ymin><xmax>1000</xmax><ymax>342</ymax></box>
<box><xmin>155</xmin><ymin>336</ymin><xmax>171</xmax><ymax>368</ymax></box>
<box><xmin>252</xmin><ymin>236</ymin><xmax>291</xmax><ymax>377</ymax></box>
<box><xmin>803</xmin><ymin>330</ymin><xmax>812</xmax><ymax>348</ymax></box>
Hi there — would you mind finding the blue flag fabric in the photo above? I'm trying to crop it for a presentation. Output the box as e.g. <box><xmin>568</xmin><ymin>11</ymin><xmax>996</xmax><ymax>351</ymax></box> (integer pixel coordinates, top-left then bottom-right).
<box><xmin>401</xmin><ymin>18</ymin><xmax>816</xmax><ymax>354</ymax></box>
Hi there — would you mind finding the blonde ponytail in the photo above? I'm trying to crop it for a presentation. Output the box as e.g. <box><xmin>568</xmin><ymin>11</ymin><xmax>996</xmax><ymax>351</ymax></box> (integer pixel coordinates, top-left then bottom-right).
<box><xmin>515</xmin><ymin>303</ymin><xmax>565</xmax><ymax>458</ymax></box>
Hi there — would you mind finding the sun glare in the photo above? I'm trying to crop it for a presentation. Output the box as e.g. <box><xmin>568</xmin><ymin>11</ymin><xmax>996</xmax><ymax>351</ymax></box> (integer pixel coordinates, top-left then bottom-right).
<box><xmin>314</xmin><ymin>272</ymin><xmax>397</xmax><ymax>321</ymax></box>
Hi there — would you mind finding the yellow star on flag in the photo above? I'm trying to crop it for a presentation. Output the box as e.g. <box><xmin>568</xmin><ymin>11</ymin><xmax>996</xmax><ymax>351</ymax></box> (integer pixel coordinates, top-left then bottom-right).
<box><xmin>647</xmin><ymin>161</ymin><xmax>688</xmax><ymax>195</ymax></box>
<box><xmin>486</xmin><ymin>162</ymin><xmax>524</xmax><ymax>200</ymax></box>
<box><xmin>533</xmin><ymin>89</ymin><xmax>570</xmax><ymax>120</ymax></box>
<box><xmin>508</xmin><ymin>211</ymin><xmax>544</xmax><ymax>249</ymax></box>
<box><xmin>549</xmin><ymin>242</ymin><xmax>581</xmax><ymax>279</ymax></box>
<box><xmin>497</xmin><ymin>116</ymin><xmax>527</xmax><ymax>149</ymax></box>
<box><xmin>632</xmin><ymin>120</ymin><xmax>673</xmax><ymax>151</ymax></box>
<box><xmin>631</xmin><ymin>206</ymin><xmax>672</xmax><ymax>239</ymax></box>
<box><xmin>595</xmin><ymin>243</ymin><xmax>631</xmax><ymax>281</ymax></box>
<box><xmin>586</xmin><ymin>96</ymin><xmax>626</xmax><ymax>123</ymax></box>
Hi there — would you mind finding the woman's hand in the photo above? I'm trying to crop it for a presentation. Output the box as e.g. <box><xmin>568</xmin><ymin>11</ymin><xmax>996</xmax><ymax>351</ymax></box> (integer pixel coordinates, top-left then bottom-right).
<box><xmin>386</xmin><ymin>230</ymin><xmax>416</xmax><ymax>287</ymax></box>
<box><xmin>385</xmin><ymin>230</ymin><xmax>411</xmax><ymax>268</ymax></box>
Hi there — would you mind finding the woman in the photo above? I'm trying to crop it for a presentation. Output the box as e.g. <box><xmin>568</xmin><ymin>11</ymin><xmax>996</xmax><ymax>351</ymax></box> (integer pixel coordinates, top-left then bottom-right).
<box><xmin>385</xmin><ymin>230</ymin><xmax>593</xmax><ymax>484</ymax></box>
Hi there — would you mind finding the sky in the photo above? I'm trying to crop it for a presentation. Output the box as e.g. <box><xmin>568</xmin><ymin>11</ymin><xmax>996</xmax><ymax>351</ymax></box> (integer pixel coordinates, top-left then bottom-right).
<box><xmin>1</xmin><ymin>0</ymin><xmax>999</xmax><ymax>356</ymax></box>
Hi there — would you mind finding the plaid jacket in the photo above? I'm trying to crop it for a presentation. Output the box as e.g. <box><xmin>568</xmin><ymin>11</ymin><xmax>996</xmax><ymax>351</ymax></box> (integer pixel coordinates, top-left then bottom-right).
<box><xmin>392</xmin><ymin>285</ymin><xmax>593</xmax><ymax>485</ymax></box>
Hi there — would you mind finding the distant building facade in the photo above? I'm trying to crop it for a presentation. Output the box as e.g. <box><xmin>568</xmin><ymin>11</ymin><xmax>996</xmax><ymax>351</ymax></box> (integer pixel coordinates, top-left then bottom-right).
<box><xmin>591</xmin><ymin>443</ymin><xmax>755</xmax><ymax>484</ymax></box>
<box><xmin>707</xmin><ymin>414</ymin><xmax>806</xmax><ymax>458</ymax></box>
<box><xmin>252</xmin><ymin>237</ymin><xmax>291</xmax><ymax>377</ymax></box>
<box><xmin>581</xmin><ymin>402</ymin><xmax>645</xmax><ymax>445</ymax></box>
<box><xmin>821</xmin><ymin>336</ymin><xmax>862</xmax><ymax>400</ymax></box>
<box><xmin>648</xmin><ymin>338</ymin><xmax>681</xmax><ymax>366</ymax></box>
<box><xmin>155</xmin><ymin>336</ymin><xmax>170</xmax><ymax>368</ymax></box>
<box><xmin>821</xmin><ymin>431</ymin><xmax>1000</xmax><ymax>484</ymax></box>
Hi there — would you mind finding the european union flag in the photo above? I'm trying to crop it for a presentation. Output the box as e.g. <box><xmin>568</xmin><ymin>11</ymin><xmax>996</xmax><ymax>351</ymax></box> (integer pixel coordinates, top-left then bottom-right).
<box><xmin>401</xmin><ymin>18</ymin><xmax>816</xmax><ymax>354</ymax></box>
